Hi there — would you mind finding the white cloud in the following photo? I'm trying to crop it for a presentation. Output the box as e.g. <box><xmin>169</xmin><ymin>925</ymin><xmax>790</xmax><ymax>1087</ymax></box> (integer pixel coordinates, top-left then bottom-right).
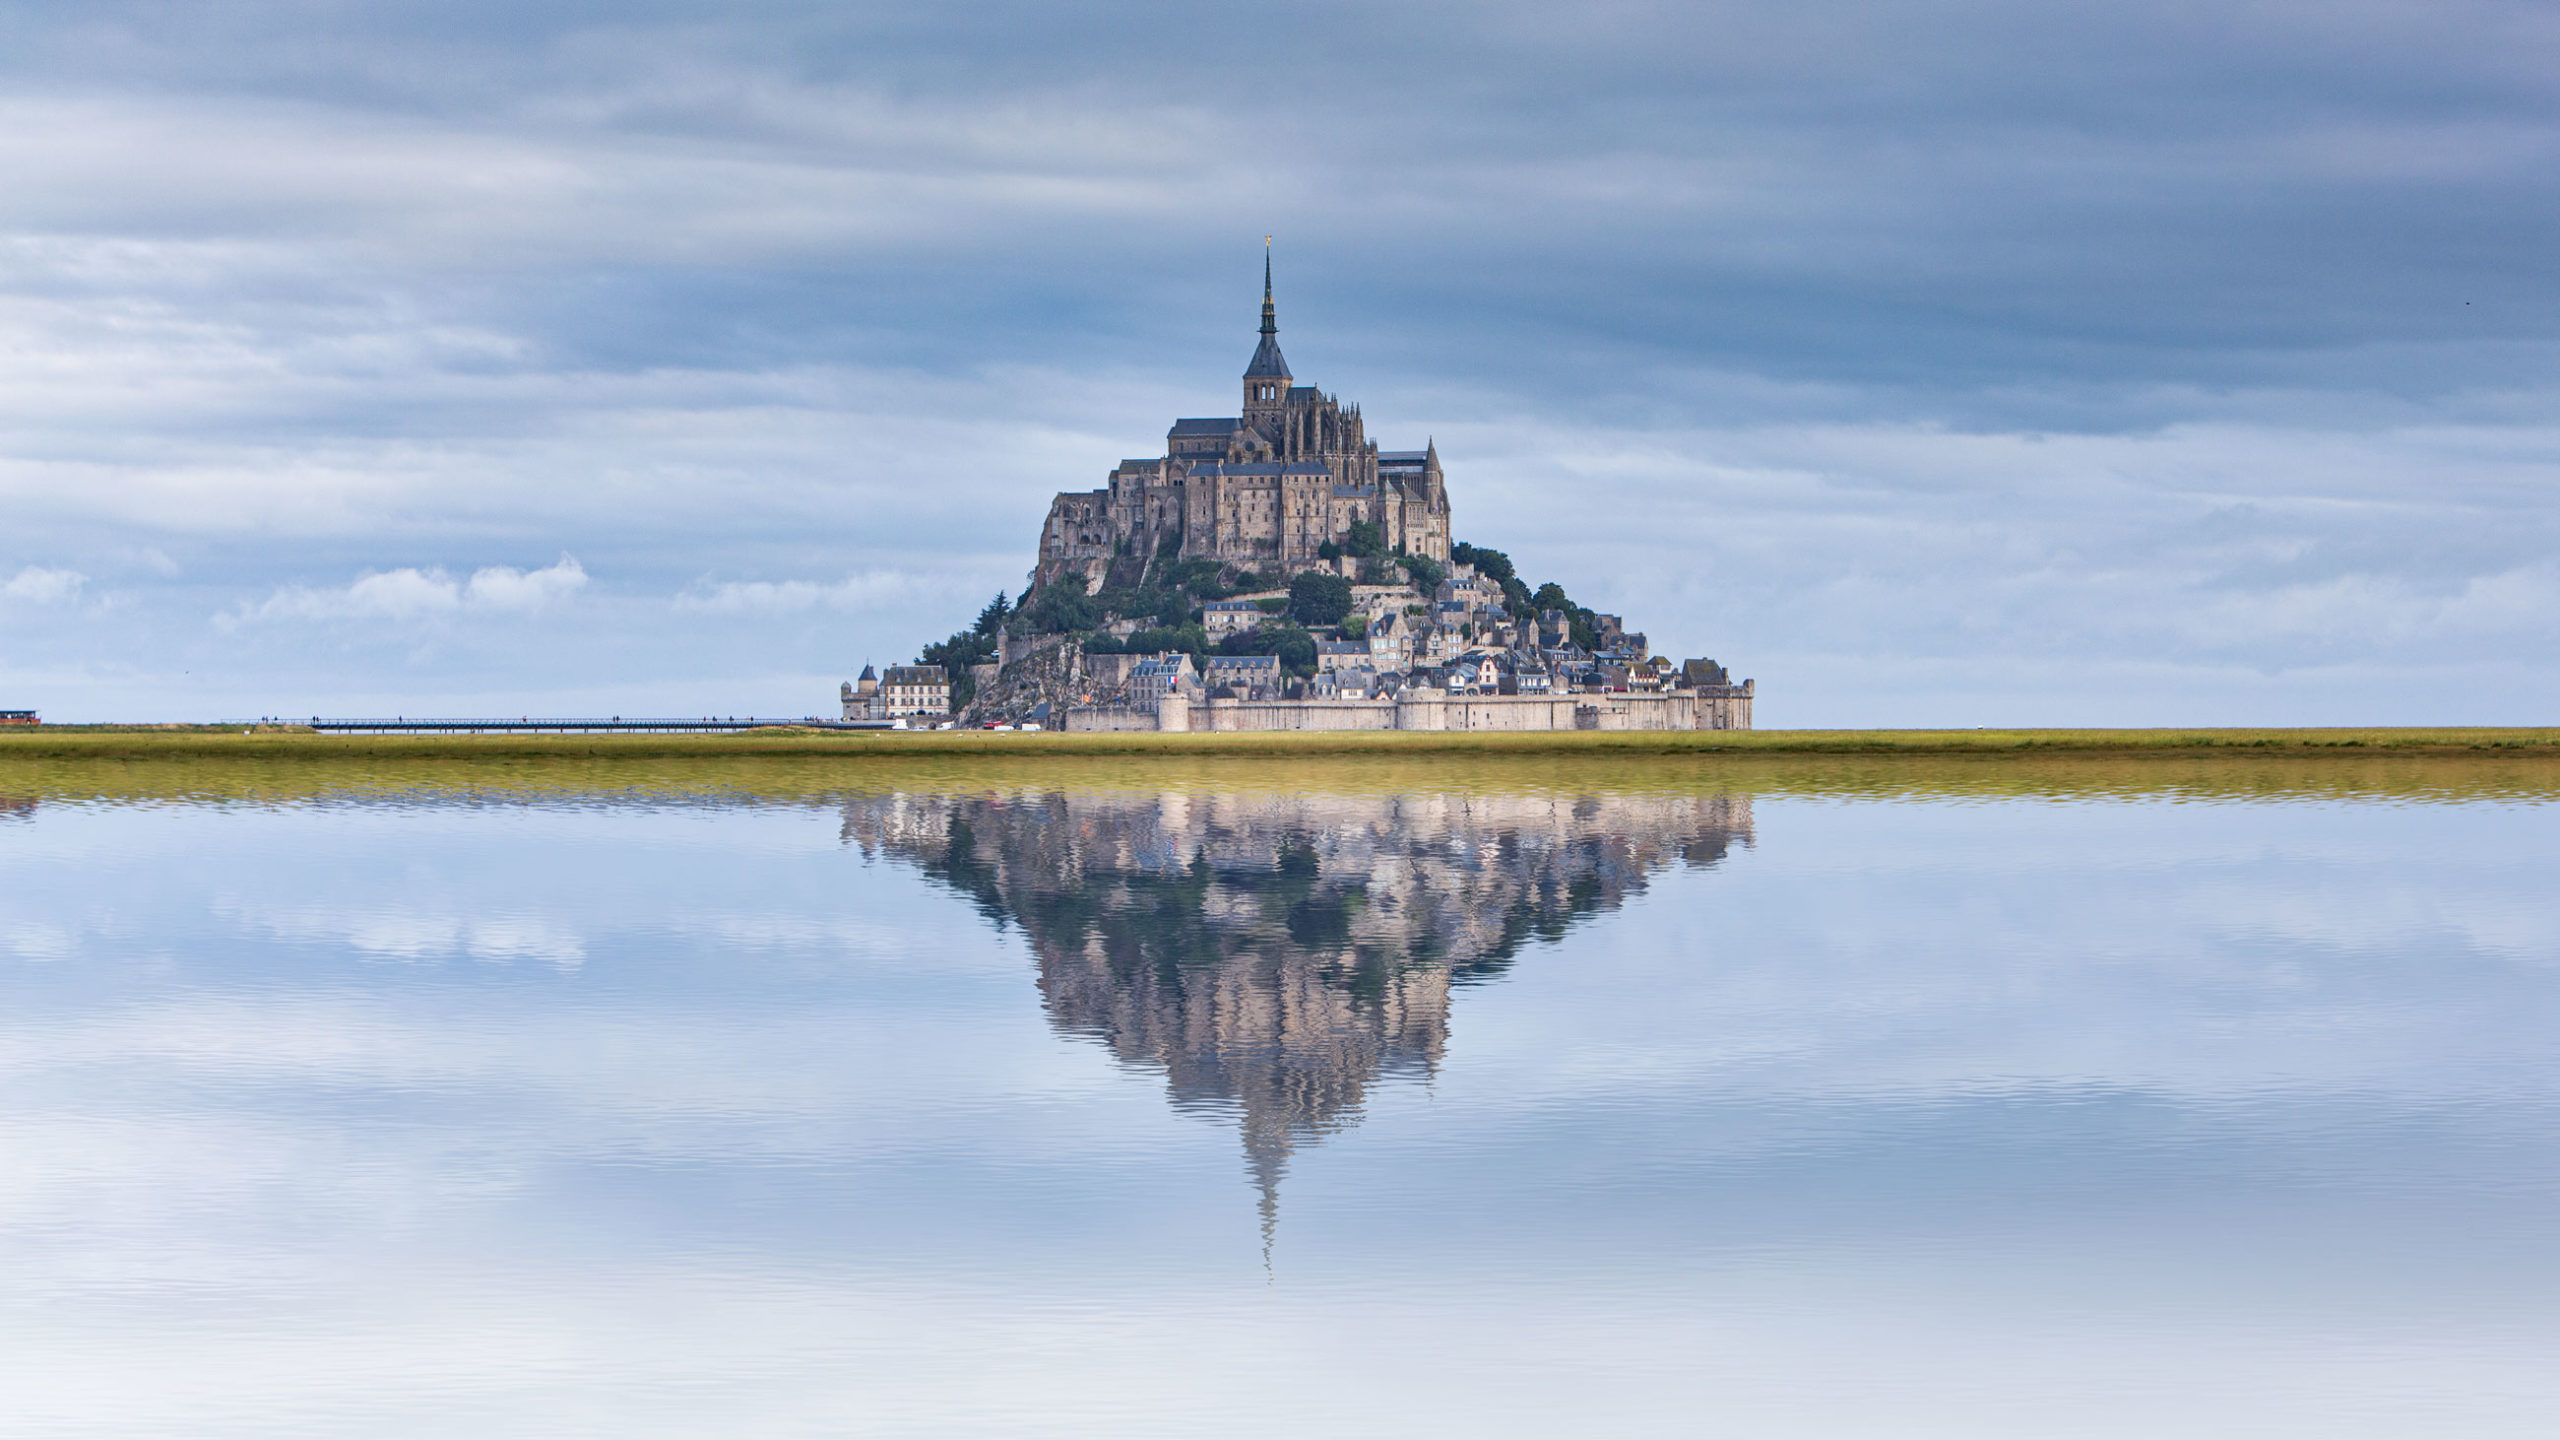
<box><xmin>675</xmin><ymin>570</ymin><xmax>931</xmax><ymax>615</ymax></box>
<box><xmin>234</xmin><ymin>903</ymin><xmax>587</xmax><ymax>968</ymax></box>
<box><xmin>1</xmin><ymin>566</ymin><xmax>86</xmax><ymax>604</ymax></box>
<box><xmin>458</xmin><ymin>557</ymin><xmax>591</xmax><ymax>613</ymax></box>
<box><xmin>228</xmin><ymin>555</ymin><xmax>586</xmax><ymax>625</ymax></box>
<box><xmin>3</xmin><ymin>923</ymin><xmax>78</xmax><ymax>963</ymax></box>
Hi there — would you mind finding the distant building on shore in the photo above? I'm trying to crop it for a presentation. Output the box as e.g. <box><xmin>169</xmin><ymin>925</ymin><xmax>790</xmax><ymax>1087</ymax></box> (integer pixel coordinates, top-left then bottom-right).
<box><xmin>878</xmin><ymin>666</ymin><xmax>951</xmax><ymax>721</ymax></box>
<box><xmin>840</xmin><ymin>664</ymin><xmax>879</xmax><ymax>721</ymax></box>
<box><xmin>839</xmin><ymin>663</ymin><xmax>953</xmax><ymax>722</ymax></box>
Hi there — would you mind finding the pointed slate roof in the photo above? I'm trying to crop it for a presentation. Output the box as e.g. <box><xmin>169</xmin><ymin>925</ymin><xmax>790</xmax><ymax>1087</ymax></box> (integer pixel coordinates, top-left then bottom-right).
<box><xmin>1245</xmin><ymin>250</ymin><xmax>1290</xmax><ymax>380</ymax></box>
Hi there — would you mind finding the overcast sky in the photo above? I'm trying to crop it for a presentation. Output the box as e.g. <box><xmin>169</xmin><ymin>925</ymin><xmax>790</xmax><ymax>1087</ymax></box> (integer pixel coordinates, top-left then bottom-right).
<box><xmin>2</xmin><ymin>0</ymin><xmax>2555</xmax><ymax>723</ymax></box>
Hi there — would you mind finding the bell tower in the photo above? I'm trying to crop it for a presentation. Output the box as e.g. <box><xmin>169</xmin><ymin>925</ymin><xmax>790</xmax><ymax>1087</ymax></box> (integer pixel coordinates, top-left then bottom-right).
<box><xmin>1242</xmin><ymin>240</ymin><xmax>1290</xmax><ymax>437</ymax></box>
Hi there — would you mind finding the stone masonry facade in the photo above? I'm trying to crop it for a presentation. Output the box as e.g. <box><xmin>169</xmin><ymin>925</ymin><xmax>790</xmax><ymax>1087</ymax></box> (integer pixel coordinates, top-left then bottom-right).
<box><xmin>1034</xmin><ymin>255</ymin><xmax>1451</xmax><ymax>593</ymax></box>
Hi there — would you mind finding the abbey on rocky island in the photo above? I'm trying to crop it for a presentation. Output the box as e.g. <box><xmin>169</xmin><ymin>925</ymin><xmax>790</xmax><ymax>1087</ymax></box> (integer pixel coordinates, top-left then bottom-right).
<box><xmin>851</xmin><ymin>255</ymin><xmax>1752</xmax><ymax>733</ymax></box>
<box><xmin>1034</xmin><ymin>255</ymin><xmax>1451</xmax><ymax>592</ymax></box>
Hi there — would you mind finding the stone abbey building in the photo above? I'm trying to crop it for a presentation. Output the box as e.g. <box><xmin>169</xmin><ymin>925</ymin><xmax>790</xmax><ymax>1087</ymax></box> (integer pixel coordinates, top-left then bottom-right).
<box><xmin>856</xmin><ymin>258</ymin><xmax>1754</xmax><ymax>733</ymax></box>
<box><xmin>1035</xmin><ymin>258</ymin><xmax>1452</xmax><ymax>591</ymax></box>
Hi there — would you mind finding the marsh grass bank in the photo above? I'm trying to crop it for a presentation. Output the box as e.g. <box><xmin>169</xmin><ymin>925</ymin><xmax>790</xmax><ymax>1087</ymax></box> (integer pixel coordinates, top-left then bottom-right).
<box><xmin>5</xmin><ymin>727</ymin><xmax>2559</xmax><ymax>808</ymax></box>
<box><xmin>8</xmin><ymin>724</ymin><xmax>2558</xmax><ymax>760</ymax></box>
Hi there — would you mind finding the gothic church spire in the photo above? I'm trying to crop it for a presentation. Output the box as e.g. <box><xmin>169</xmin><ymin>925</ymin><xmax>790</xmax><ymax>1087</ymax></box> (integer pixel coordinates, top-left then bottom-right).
<box><xmin>1245</xmin><ymin>238</ymin><xmax>1290</xmax><ymax>382</ymax></box>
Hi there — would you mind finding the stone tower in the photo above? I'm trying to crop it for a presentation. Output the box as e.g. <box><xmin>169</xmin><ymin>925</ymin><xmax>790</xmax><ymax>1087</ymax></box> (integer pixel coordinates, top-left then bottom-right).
<box><xmin>1242</xmin><ymin>246</ymin><xmax>1290</xmax><ymax>433</ymax></box>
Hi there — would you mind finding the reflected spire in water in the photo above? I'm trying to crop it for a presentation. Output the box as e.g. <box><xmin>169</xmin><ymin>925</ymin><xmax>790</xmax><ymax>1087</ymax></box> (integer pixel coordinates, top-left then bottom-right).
<box><xmin>841</xmin><ymin>790</ymin><xmax>1753</xmax><ymax>1223</ymax></box>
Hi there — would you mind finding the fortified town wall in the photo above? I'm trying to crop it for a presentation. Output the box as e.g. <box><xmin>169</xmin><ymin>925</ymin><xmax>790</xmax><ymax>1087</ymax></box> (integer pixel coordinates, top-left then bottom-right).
<box><xmin>1067</xmin><ymin>684</ymin><xmax>1752</xmax><ymax>733</ymax></box>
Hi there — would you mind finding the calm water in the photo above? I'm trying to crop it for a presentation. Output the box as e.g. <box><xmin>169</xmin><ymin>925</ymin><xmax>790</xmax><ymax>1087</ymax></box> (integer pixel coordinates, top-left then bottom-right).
<box><xmin>2</xmin><ymin>759</ymin><xmax>2556</xmax><ymax>1436</ymax></box>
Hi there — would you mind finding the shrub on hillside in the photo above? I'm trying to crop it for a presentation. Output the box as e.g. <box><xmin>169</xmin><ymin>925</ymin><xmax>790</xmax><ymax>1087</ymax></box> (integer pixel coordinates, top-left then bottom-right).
<box><xmin>1016</xmin><ymin>574</ymin><xmax>1099</xmax><ymax>634</ymax></box>
<box><xmin>1396</xmin><ymin>553</ymin><xmax>1446</xmax><ymax>592</ymax></box>
<box><xmin>1450</xmin><ymin>541</ymin><xmax>1514</xmax><ymax>585</ymax></box>
<box><xmin>1218</xmin><ymin>623</ymin><xmax>1317</xmax><ymax>676</ymax></box>
<box><xmin>1288</xmin><ymin>570</ymin><xmax>1354</xmax><ymax>627</ymax></box>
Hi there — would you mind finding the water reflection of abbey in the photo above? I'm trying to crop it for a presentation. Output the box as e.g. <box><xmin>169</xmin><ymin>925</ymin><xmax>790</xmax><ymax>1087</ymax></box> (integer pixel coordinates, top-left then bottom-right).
<box><xmin>839</xmin><ymin>789</ymin><xmax>1753</xmax><ymax>1225</ymax></box>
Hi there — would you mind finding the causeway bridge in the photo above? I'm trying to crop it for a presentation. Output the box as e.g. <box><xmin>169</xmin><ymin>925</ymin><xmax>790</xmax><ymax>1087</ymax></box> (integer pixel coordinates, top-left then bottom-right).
<box><xmin>286</xmin><ymin>717</ymin><xmax>897</xmax><ymax>735</ymax></box>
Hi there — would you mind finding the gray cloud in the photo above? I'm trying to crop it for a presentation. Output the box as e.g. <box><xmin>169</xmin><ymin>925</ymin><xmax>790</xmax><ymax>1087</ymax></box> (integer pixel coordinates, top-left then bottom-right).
<box><xmin>0</xmin><ymin>0</ymin><xmax>2555</xmax><ymax>719</ymax></box>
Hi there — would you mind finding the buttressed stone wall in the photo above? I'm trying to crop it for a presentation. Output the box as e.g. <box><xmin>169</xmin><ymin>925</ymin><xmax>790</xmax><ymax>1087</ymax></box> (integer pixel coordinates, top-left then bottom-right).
<box><xmin>1035</xmin><ymin>260</ymin><xmax>1451</xmax><ymax>592</ymax></box>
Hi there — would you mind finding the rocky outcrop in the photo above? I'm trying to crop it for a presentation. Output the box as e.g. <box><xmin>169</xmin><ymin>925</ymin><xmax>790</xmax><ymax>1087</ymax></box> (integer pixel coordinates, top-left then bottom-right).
<box><xmin>962</xmin><ymin>633</ymin><xmax>1084</xmax><ymax>724</ymax></box>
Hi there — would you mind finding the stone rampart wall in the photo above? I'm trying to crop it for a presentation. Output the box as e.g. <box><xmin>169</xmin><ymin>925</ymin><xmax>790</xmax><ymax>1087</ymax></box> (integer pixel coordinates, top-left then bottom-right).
<box><xmin>1200</xmin><ymin>698</ymin><xmax>1399</xmax><ymax>731</ymax></box>
<box><xmin>1063</xmin><ymin>706</ymin><xmax>1163</xmax><ymax>733</ymax></box>
<box><xmin>1066</xmin><ymin>682</ymin><xmax>1752</xmax><ymax>733</ymax></box>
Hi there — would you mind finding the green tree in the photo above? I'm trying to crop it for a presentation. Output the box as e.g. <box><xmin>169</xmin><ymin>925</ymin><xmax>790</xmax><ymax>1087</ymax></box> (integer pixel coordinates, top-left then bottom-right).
<box><xmin>1134</xmin><ymin>623</ymin><xmax>1209</xmax><ymax>658</ymax></box>
<box><xmin>920</xmin><ymin>635</ymin><xmax>993</xmax><ymax>672</ymax></box>
<box><xmin>1219</xmin><ymin>622</ymin><xmax>1318</xmax><ymax>676</ymax></box>
<box><xmin>1343</xmin><ymin>518</ymin><xmax>1387</xmax><ymax>559</ymax></box>
<box><xmin>1531</xmin><ymin>582</ymin><xmax>1573</xmax><ymax>614</ymax></box>
<box><xmin>1450</xmin><ymin>541</ymin><xmax>1514</xmax><ymax>585</ymax></box>
<box><xmin>916</xmin><ymin>633</ymin><xmax>991</xmax><ymax>709</ymax></box>
<box><xmin>1018</xmin><ymin>574</ymin><xmax>1099</xmax><ymax>634</ymax></box>
<box><xmin>1397</xmin><ymin>553</ymin><xmax>1446</xmax><ymax>592</ymax></box>
<box><xmin>973</xmin><ymin>592</ymin><xmax>1012</xmax><ymax>636</ymax></box>
<box><xmin>1288</xmin><ymin>570</ymin><xmax>1355</xmax><ymax>627</ymax></box>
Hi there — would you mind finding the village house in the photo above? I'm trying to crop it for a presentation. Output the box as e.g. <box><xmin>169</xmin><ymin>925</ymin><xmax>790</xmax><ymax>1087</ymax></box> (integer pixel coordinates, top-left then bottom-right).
<box><xmin>1202</xmin><ymin>597</ymin><xmax>1280</xmax><ymax>641</ymax></box>
<box><xmin>1201</xmin><ymin>653</ymin><xmax>1283</xmax><ymax>699</ymax></box>
<box><xmin>880</xmin><ymin>665</ymin><xmax>952</xmax><ymax>719</ymax></box>
<box><xmin>1128</xmin><ymin>655</ymin><xmax>1192</xmax><ymax>703</ymax></box>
